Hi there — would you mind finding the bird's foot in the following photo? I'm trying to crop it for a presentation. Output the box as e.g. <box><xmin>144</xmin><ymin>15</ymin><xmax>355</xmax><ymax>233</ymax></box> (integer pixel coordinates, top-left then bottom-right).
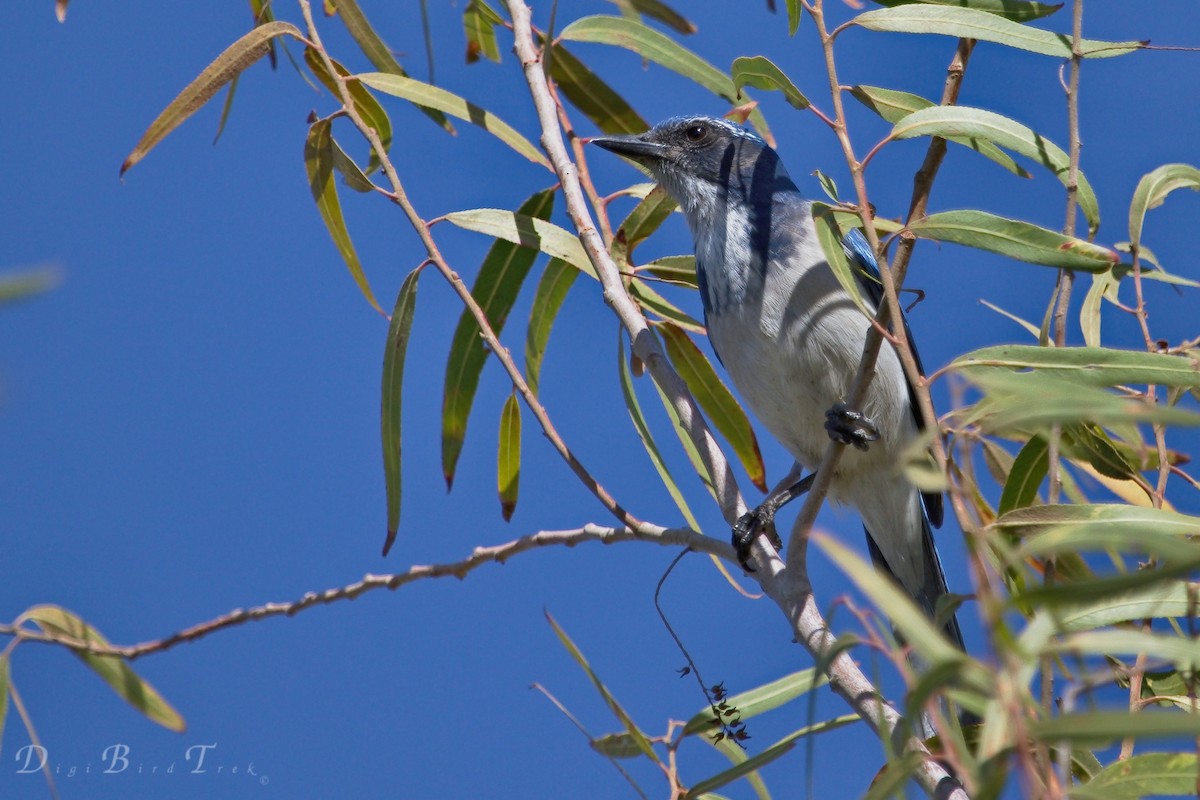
<box><xmin>825</xmin><ymin>402</ymin><xmax>880</xmax><ymax>451</ymax></box>
<box><xmin>732</xmin><ymin>505</ymin><xmax>783</xmax><ymax>572</ymax></box>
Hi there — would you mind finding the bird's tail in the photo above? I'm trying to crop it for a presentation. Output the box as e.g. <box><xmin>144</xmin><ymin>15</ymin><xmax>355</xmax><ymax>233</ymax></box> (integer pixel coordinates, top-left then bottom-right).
<box><xmin>863</xmin><ymin>512</ymin><xmax>964</xmax><ymax>651</ymax></box>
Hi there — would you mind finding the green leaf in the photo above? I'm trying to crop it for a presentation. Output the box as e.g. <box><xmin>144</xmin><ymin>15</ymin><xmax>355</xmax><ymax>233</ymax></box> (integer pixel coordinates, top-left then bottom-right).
<box><xmin>684</xmin><ymin>715</ymin><xmax>859</xmax><ymax>798</ymax></box>
<box><xmin>910</xmin><ymin>210</ymin><xmax>1117</xmax><ymax>271</ymax></box>
<box><xmin>525</xmin><ymin>259</ymin><xmax>578</xmax><ymax>397</ymax></box>
<box><xmin>952</xmin><ymin>345</ymin><xmax>1200</xmax><ymax>389</ymax></box>
<box><xmin>617</xmin><ymin>333</ymin><xmax>701</xmax><ymax>530</ymax></box>
<box><xmin>1060</xmin><ymin>423</ymin><xmax>1137</xmax><ymax>481</ymax></box>
<box><xmin>558</xmin><ymin>16</ymin><xmax>772</xmax><ymax>144</ymax></box>
<box><xmin>963</xmin><ymin>370</ymin><xmax>1200</xmax><ymax>432</ymax></box>
<box><xmin>0</xmin><ymin>265</ymin><xmax>61</xmax><ymax>304</ymax></box>
<box><xmin>730</xmin><ymin>56</ymin><xmax>809</xmax><ymax>111</ymax></box>
<box><xmin>121</xmin><ymin>20</ymin><xmax>302</xmax><ymax>176</ymax></box>
<box><xmin>545</xmin><ymin>611</ymin><xmax>658</xmax><ymax>761</ymax></box>
<box><xmin>305</xmin><ymin>118</ymin><xmax>384</xmax><ymax>313</ymax></box>
<box><xmin>854</xmin><ymin>6</ymin><xmax>1143</xmax><ymax>59</ymax></box>
<box><xmin>681</xmin><ymin>668</ymin><xmax>828</xmax><ymax>737</ymax></box>
<box><xmin>498</xmin><ymin>392</ymin><xmax>521</xmax><ymax>521</ymax></box>
<box><xmin>612</xmin><ymin>186</ymin><xmax>677</xmax><ymax>267</ymax></box>
<box><xmin>304</xmin><ymin>48</ymin><xmax>393</xmax><ymax>173</ymax></box>
<box><xmin>891</xmin><ymin>106</ymin><xmax>1101</xmax><ymax>232</ymax></box>
<box><xmin>358</xmin><ymin>73</ymin><xmax>550</xmax><ymax>168</ymax></box>
<box><xmin>999</xmin><ymin>504</ymin><xmax>1200</xmax><ymax>556</ymax></box>
<box><xmin>1079</xmin><ymin>270</ymin><xmax>1115</xmax><ymax>347</ymax></box>
<box><xmin>869</xmin><ymin>0</ymin><xmax>1062</xmax><ymax>22</ymax></box>
<box><xmin>550</xmin><ymin>44</ymin><xmax>648</xmax><ymax>135</ymax></box>
<box><xmin>1073</xmin><ymin>753</ymin><xmax>1200</xmax><ymax>800</ymax></box>
<box><xmin>1035</xmin><ymin>711</ymin><xmax>1200</xmax><ymax>747</ymax></box>
<box><xmin>1052</xmin><ymin>630</ymin><xmax>1200</xmax><ymax>671</ymax></box>
<box><xmin>642</xmin><ymin>255</ymin><xmax>698</xmax><ymax>289</ymax></box>
<box><xmin>590</xmin><ymin>732</ymin><xmax>645</xmax><ymax>759</ymax></box>
<box><xmin>630</xmin><ymin>279</ymin><xmax>705</xmax><ymax>333</ymax></box>
<box><xmin>331</xmin><ymin>137</ymin><xmax>376</xmax><ymax>192</ymax></box>
<box><xmin>851</xmin><ymin>85</ymin><xmax>1030</xmax><ymax>178</ymax></box>
<box><xmin>334</xmin><ymin>0</ymin><xmax>453</xmax><ymax>131</ymax></box>
<box><xmin>443</xmin><ymin>190</ymin><xmax>554</xmax><ymax>490</ymax></box>
<box><xmin>380</xmin><ymin>268</ymin><xmax>421</xmax><ymax>556</ymax></box>
<box><xmin>659</xmin><ymin>323</ymin><xmax>766</xmax><ymax>493</ymax></box>
<box><xmin>464</xmin><ymin>0</ymin><xmax>502</xmax><ymax>63</ymax></box>
<box><xmin>811</xmin><ymin>203</ymin><xmax>870</xmax><ymax>317</ymax></box>
<box><xmin>998</xmin><ymin>435</ymin><xmax>1047</xmax><ymax>514</ymax></box>
<box><xmin>811</xmin><ymin>531</ymin><xmax>965</xmax><ymax>668</ymax></box>
<box><xmin>1128</xmin><ymin>163</ymin><xmax>1200</xmax><ymax>249</ymax></box>
<box><xmin>443</xmin><ymin>209</ymin><xmax>597</xmax><ymax>278</ymax></box>
<box><xmin>786</xmin><ymin>0</ymin><xmax>803</xmax><ymax>35</ymax></box>
<box><xmin>605</xmin><ymin>0</ymin><xmax>697</xmax><ymax>34</ymax></box>
<box><xmin>979</xmin><ymin>299</ymin><xmax>1040</xmax><ymax>339</ymax></box>
<box><xmin>23</xmin><ymin>606</ymin><xmax>186</xmax><ymax>732</ymax></box>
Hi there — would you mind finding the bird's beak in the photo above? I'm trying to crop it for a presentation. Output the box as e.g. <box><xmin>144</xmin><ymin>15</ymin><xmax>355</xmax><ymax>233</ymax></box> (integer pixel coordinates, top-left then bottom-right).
<box><xmin>589</xmin><ymin>134</ymin><xmax>669</xmax><ymax>164</ymax></box>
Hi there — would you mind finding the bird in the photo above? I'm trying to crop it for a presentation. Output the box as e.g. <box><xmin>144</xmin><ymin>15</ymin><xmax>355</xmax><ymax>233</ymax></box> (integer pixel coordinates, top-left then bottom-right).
<box><xmin>592</xmin><ymin>115</ymin><xmax>964</xmax><ymax>650</ymax></box>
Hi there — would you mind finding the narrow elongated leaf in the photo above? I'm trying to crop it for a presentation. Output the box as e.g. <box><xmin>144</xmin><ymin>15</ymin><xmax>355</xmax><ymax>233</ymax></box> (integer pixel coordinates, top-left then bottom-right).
<box><xmin>1054</xmin><ymin>630</ymin><xmax>1200</xmax><ymax>670</ymax></box>
<box><xmin>682</xmin><ymin>669</ymin><xmax>827</xmax><ymax>737</ymax></box>
<box><xmin>444</xmin><ymin>209</ymin><xmax>596</xmax><ymax>278</ymax></box>
<box><xmin>964</xmin><ymin>371</ymin><xmax>1200</xmax><ymax>432</ymax></box>
<box><xmin>1129</xmin><ymin>163</ymin><xmax>1200</xmax><ymax>248</ymax></box>
<box><xmin>890</xmin><ymin>106</ymin><xmax>1100</xmax><ymax>231</ymax></box>
<box><xmin>545</xmin><ymin>611</ymin><xmax>658</xmax><ymax>761</ymax></box>
<box><xmin>464</xmin><ymin>0</ymin><xmax>502</xmax><ymax>63</ymax></box>
<box><xmin>304</xmin><ymin>118</ymin><xmax>384</xmax><ymax>311</ymax></box>
<box><xmin>304</xmin><ymin>48</ymin><xmax>393</xmax><ymax>172</ymax></box>
<box><xmin>1044</xmin><ymin>583</ymin><xmax>1200</xmax><ymax>633</ymax></box>
<box><xmin>685</xmin><ymin>715</ymin><xmax>859</xmax><ymax>798</ymax></box>
<box><xmin>1035</xmin><ymin>711</ymin><xmax>1200</xmax><ymax>746</ymax></box>
<box><xmin>333</xmin><ymin>0</ymin><xmax>452</xmax><ymax>131</ymax></box>
<box><xmin>870</xmin><ymin>0</ymin><xmax>1062</xmax><ymax>22</ymax></box>
<box><xmin>629</xmin><ymin>279</ymin><xmax>704</xmax><ymax>332</ymax></box>
<box><xmin>0</xmin><ymin>265</ymin><xmax>61</xmax><ymax>304</ymax></box>
<box><xmin>498</xmin><ymin>393</ymin><xmax>521</xmax><ymax>520</ymax></box>
<box><xmin>851</xmin><ymin>85</ymin><xmax>1029</xmax><ymax>177</ymax></box>
<box><xmin>909</xmin><ymin>211</ymin><xmax>1117</xmax><ymax>271</ymax></box>
<box><xmin>659</xmin><ymin>323</ymin><xmax>766</xmax><ymax>492</ymax></box>
<box><xmin>855</xmin><ymin>6</ymin><xmax>1143</xmax><ymax>59</ymax></box>
<box><xmin>811</xmin><ymin>203</ymin><xmax>870</xmax><ymax>316</ymax></box>
<box><xmin>23</xmin><ymin>606</ymin><xmax>185</xmax><ymax>732</ymax></box>
<box><xmin>443</xmin><ymin>190</ymin><xmax>554</xmax><ymax>489</ymax></box>
<box><xmin>381</xmin><ymin>269</ymin><xmax>421</xmax><ymax>556</ymax></box>
<box><xmin>558</xmin><ymin>16</ymin><xmax>772</xmax><ymax>144</ymax></box>
<box><xmin>331</xmin><ymin>138</ymin><xmax>375</xmax><ymax>192</ymax></box>
<box><xmin>811</xmin><ymin>531</ymin><xmax>965</xmax><ymax>667</ymax></box>
<box><xmin>606</xmin><ymin>0</ymin><xmax>697</xmax><ymax>34</ymax></box>
<box><xmin>358</xmin><ymin>73</ymin><xmax>550</xmax><ymax>168</ymax></box>
<box><xmin>525</xmin><ymin>259</ymin><xmax>578</xmax><ymax>396</ymax></box>
<box><xmin>643</xmin><ymin>255</ymin><xmax>698</xmax><ymax>289</ymax></box>
<box><xmin>998</xmin><ymin>436</ymin><xmax>1046</xmax><ymax>514</ymax></box>
<box><xmin>618</xmin><ymin>333</ymin><xmax>701</xmax><ymax>530</ymax></box>
<box><xmin>1074</xmin><ymin>753</ymin><xmax>1200</xmax><ymax>799</ymax></box>
<box><xmin>549</xmin><ymin>44</ymin><xmax>647</xmax><ymax>135</ymax></box>
<box><xmin>305</xmin><ymin>119</ymin><xmax>383</xmax><ymax>313</ymax></box>
<box><xmin>612</xmin><ymin>186</ymin><xmax>677</xmax><ymax>267</ymax></box>
<box><xmin>730</xmin><ymin>56</ymin><xmax>809</xmax><ymax>110</ymax></box>
<box><xmin>953</xmin><ymin>345</ymin><xmax>1200</xmax><ymax>388</ymax></box>
<box><xmin>786</xmin><ymin>0</ymin><xmax>802</xmax><ymax>35</ymax></box>
<box><xmin>122</xmin><ymin>21</ymin><xmax>302</xmax><ymax>175</ymax></box>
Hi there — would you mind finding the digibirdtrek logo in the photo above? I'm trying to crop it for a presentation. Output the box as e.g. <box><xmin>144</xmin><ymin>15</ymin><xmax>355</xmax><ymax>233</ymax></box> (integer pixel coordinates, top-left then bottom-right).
<box><xmin>11</xmin><ymin>742</ymin><xmax>268</xmax><ymax>785</ymax></box>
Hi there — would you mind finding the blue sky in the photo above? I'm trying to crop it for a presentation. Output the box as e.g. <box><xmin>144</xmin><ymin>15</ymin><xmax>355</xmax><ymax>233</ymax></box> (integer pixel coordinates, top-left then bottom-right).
<box><xmin>3</xmin><ymin>2</ymin><xmax>1199</xmax><ymax>798</ymax></box>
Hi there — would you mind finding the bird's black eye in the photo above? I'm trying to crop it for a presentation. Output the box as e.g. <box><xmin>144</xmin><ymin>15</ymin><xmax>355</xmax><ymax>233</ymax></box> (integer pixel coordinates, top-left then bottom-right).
<box><xmin>684</xmin><ymin>124</ymin><xmax>708</xmax><ymax>142</ymax></box>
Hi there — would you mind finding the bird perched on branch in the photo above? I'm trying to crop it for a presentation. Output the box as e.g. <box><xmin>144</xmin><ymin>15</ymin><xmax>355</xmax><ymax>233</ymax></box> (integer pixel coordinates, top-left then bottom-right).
<box><xmin>592</xmin><ymin>116</ymin><xmax>963</xmax><ymax>650</ymax></box>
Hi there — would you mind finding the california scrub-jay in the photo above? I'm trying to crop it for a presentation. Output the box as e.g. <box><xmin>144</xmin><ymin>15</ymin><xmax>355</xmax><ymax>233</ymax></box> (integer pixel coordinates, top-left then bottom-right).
<box><xmin>593</xmin><ymin>116</ymin><xmax>963</xmax><ymax>649</ymax></box>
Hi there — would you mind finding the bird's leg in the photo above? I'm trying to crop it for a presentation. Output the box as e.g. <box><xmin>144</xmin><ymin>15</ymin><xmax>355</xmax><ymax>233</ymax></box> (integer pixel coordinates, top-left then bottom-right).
<box><xmin>732</xmin><ymin>466</ymin><xmax>816</xmax><ymax>571</ymax></box>
<box><xmin>824</xmin><ymin>401</ymin><xmax>880</xmax><ymax>451</ymax></box>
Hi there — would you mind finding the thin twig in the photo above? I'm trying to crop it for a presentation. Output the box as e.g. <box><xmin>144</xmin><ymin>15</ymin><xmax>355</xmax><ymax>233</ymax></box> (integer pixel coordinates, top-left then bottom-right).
<box><xmin>3</xmin><ymin>523</ymin><xmax>724</xmax><ymax>660</ymax></box>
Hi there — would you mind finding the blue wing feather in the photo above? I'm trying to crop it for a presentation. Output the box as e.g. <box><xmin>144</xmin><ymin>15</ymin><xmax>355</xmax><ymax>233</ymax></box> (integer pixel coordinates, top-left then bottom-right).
<box><xmin>841</xmin><ymin>228</ymin><xmax>943</xmax><ymax>528</ymax></box>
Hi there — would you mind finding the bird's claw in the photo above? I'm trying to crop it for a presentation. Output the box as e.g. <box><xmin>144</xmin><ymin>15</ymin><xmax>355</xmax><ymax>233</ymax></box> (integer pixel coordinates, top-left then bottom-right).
<box><xmin>732</xmin><ymin>506</ymin><xmax>782</xmax><ymax>572</ymax></box>
<box><xmin>825</xmin><ymin>402</ymin><xmax>880</xmax><ymax>451</ymax></box>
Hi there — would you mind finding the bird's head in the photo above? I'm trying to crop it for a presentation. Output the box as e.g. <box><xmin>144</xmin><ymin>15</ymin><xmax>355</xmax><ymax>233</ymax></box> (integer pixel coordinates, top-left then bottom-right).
<box><xmin>591</xmin><ymin>116</ymin><xmax>795</xmax><ymax>216</ymax></box>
